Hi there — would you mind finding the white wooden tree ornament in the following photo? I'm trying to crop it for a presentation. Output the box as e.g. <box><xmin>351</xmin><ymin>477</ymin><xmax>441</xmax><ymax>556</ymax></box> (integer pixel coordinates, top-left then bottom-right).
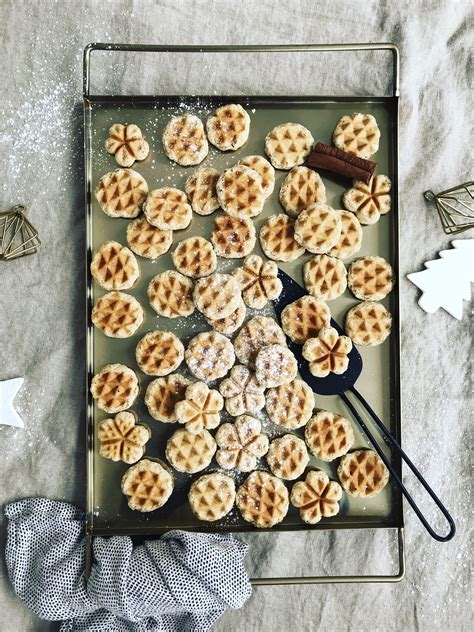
<box><xmin>407</xmin><ymin>239</ymin><xmax>474</xmax><ymax>320</ymax></box>
<box><xmin>0</xmin><ymin>377</ymin><xmax>25</xmax><ymax>428</ymax></box>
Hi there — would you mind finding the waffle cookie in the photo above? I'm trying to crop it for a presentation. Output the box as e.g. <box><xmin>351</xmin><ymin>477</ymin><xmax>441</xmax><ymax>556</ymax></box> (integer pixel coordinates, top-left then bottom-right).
<box><xmin>345</xmin><ymin>301</ymin><xmax>392</xmax><ymax>346</ymax></box>
<box><xmin>216</xmin><ymin>415</ymin><xmax>269</xmax><ymax>472</ymax></box>
<box><xmin>259</xmin><ymin>214</ymin><xmax>305</xmax><ymax>262</ymax></box>
<box><xmin>267</xmin><ymin>434</ymin><xmax>309</xmax><ymax>481</ymax></box>
<box><xmin>342</xmin><ymin>175</ymin><xmax>391</xmax><ymax>225</ymax></box>
<box><xmin>294</xmin><ymin>203</ymin><xmax>342</xmax><ymax>254</ymax></box>
<box><xmin>174</xmin><ymin>381</ymin><xmax>224</xmax><ymax>434</ymax></box>
<box><xmin>305</xmin><ymin>411</ymin><xmax>354</xmax><ymax>461</ymax></box>
<box><xmin>144</xmin><ymin>374</ymin><xmax>190</xmax><ymax>423</ymax></box>
<box><xmin>239</xmin><ymin>155</ymin><xmax>275</xmax><ymax>198</ymax></box>
<box><xmin>265</xmin><ymin>122</ymin><xmax>314</xmax><ymax>170</ymax></box>
<box><xmin>185</xmin><ymin>167</ymin><xmax>220</xmax><ymax>216</ymax></box>
<box><xmin>91</xmin><ymin>291</ymin><xmax>144</xmax><ymax>338</ymax></box>
<box><xmin>234</xmin><ymin>315</ymin><xmax>287</xmax><ymax>368</ymax></box>
<box><xmin>333</xmin><ymin>112</ymin><xmax>380</xmax><ymax>159</ymax></box>
<box><xmin>162</xmin><ymin>114</ymin><xmax>208</xmax><ymax>166</ymax></box>
<box><xmin>97</xmin><ymin>411</ymin><xmax>150</xmax><ymax>464</ymax></box>
<box><xmin>147</xmin><ymin>270</ymin><xmax>195</xmax><ymax>318</ymax></box>
<box><xmin>166</xmin><ymin>428</ymin><xmax>216</xmax><ymax>474</ymax></box>
<box><xmin>236</xmin><ymin>471</ymin><xmax>289</xmax><ymax>528</ymax></box>
<box><xmin>280</xmin><ymin>295</ymin><xmax>331</xmax><ymax>344</ymax></box>
<box><xmin>189</xmin><ymin>473</ymin><xmax>236</xmax><ymax>522</ymax></box>
<box><xmin>135</xmin><ymin>330</ymin><xmax>184</xmax><ymax>377</ymax></box>
<box><xmin>126</xmin><ymin>216</ymin><xmax>172</xmax><ymax>260</ymax></box>
<box><xmin>216</xmin><ymin>165</ymin><xmax>265</xmax><ymax>220</ymax></box>
<box><xmin>172</xmin><ymin>236</ymin><xmax>217</xmax><ymax>278</ymax></box>
<box><xmin>185</xmin><ymin>331</ymin><xmax>235</xmax><ymax>382</ymax></box>
<box><xmin>91</xmin><ymin>363</ymin><xmax>139</xmax><ymax>414</ymax></box>
<box><xmin>290</xmin><ymin>470</ymin><xmax>343</xmax><ymax>524</ymax></box>
<box><xmin>233</xmin><ymin>254</ymin><xmax>283</xmax><ymax>309</ymax></box>
<box><xmin>303</xmin><ymin>254</ymin><xmax>347</xmax><ymax>301</ymax></box>
<box><xmin>279</xmin><ymin>166</ymin><xmax>326</xmax><ymax>218</ymax></box>
<box><xmin>337</xmin><ymin>449</ymin><xmax>389</xmax><ymax>498</ymax></box>
<box><xmin>255</xmin><ymin>344</ymin><xmax>298</xmax><ymax>388</ymax></box>
<box><xmin>206</xmin><ymin>104</ymin><xmax>250</xmax><ymax>151</ymax></box>
<box><xmin>302</xmin><ymin>326</ymin><xmax>352</xmax><ymax>378</ymax></box>
<box><xmin>143</xmin><ymin>188</ymin><xmax>192</xmax><ymax>231</ymax></box>
<box><xmin>219</xmin><ymin>365</ymin><xmax>265</xmax><ymax>416</ymax></box>
<box><xmin>347</xmin><ymin>255</ymin><xmax>394</xmax><ymax>301</ymax></box>
<box><xmin>206</xmin><ymin>299</ymin><xmax>246</xmax><ymax>336</ymax></box>
<box><xmin>265</xmin><ymin>379</ymin><xmax>315</xmax><ymax>430</ymax></box>
<box><xmin>121</xmin><ymin>459</ymin><xmax>174</xmax><ymax>512</ymax></box>
<box><xmin>211</xmin><ymin>213</ymin><xmax>256</xmax><ymax>259</ymax></box>
<box><xmin>91</xmin><ymin>241</ymin><xmax>139</xmax><ymax>291</ymax></box>
<box><xmin>193</xmin><ymin>273</ymin><xmax>241</xmax><ymax>320</ymax></box>
<box><xmin>105</xmin><ymin>123</ymin><xmax>149</xmax><ymax>168</ymax></box>
<box><xmin>328</xmin><ymin>210</ymin><xmax>363</xmax><ymax>259</ymax></box>
<box><xmin>95</xmin><ymin>169</ymin><xmax>148</xmax><ymax>219</ymax></box>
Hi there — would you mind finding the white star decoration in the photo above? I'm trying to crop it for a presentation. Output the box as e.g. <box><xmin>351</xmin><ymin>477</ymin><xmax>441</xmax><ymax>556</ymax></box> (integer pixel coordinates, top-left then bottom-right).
<box><xmin>0</xmin><ymin>377</ymin><xmax>25</xmax><ymax>428</ymax></box>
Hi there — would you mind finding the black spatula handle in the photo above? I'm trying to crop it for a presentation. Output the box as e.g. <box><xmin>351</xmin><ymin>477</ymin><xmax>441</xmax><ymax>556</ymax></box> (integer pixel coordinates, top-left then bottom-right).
<box><xmin>341</xmin><ymin>388</ymin><xmax>456</xmax><ymax>542</ymax></box>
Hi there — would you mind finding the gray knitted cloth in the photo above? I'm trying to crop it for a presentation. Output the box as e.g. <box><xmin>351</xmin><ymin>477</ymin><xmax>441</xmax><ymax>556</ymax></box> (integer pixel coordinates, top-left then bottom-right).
<box><xmin>4</xmin><ymin>498</ymin><xmax>252</xmax><ymax>631</ymax></box>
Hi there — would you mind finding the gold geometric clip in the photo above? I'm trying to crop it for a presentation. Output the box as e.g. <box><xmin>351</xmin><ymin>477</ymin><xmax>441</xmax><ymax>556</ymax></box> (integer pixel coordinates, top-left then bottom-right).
<box><xmin>424</xmin><ymin>181</ymin><xmax>474</xmax><ymax>235</ymax></box>
<box><xmin>0</xmin><ymin>205</ymin><xmax>41</xmax><ymax>260</ymax></box>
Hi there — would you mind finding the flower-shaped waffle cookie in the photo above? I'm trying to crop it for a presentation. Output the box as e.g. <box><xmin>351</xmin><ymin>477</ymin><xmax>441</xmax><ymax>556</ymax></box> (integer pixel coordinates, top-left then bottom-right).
<box><xmin>342</xmin><ymin>175</ymin><xmax>391</xmax><ymax>225</ymax></box>
<box><xmin>281</xmin><ymin>295</ymin><xmax>331</xmax><ymax>344</ymax></box>
<box><xmin>95</xmin><ymin>169</ymin><xmax>148</xmax><ymax>219</ymax></box>
<box><xmin>345</xmin><ymin>301</ymin><xmax>392</xmax><ymax>346</ymax></box>
<box><xmin>211</xmin><ymin>213</ymin><xmax>256</xmax><ymax>259</ymax></box>
<box><xmin>143</xmin><ymin>188</ymin><xmax>192</xmax><ymax>231</ymax></box>
<box><xmin>236</xmin><ymin>471</ymin><xmax>289</xmax><ymax>528</ymax></box>
<box><xmin>255</xmin><ymin>344</ymin><xmax>298</xmax><ymax>388</ymax></box>
<box><xmin>265</xmin><ymin>379</ymin><xmax>315</xmax><ymax>430</ymax></box>
<box><xmin>218</xmin><ymin>364</ymin><xmax>265</xmax><ymax>416</ymax></box>
<box><xmin>105</xmin><ymin>123</ymin><xmax>149</xmax><ymax>167</ymax></box>
<box><xmin>174</xmin><ymin>381</ymin><xmax>224</xmax><ymax>434</ymax></box>
<box><xmin>302</xmin><ymin>326</ymin><xmax>352</xmax><ymax>378</ymax></box>
<box><xmin>135</xmin><ymin>330</ymin><xmax>184</xmax><ymax>377</ymax></box>
<box><xmin>172</xmin><ymin>236</ymin><xmax>217</xmax><ymax>278</ymax></box>
<box><xmin>97</xmin><ymin>411</ymin><xmax>150</xmax><ymax>464</ymax></box>
<box><xmin>166</xmin><ymin>428</ymin><xmax>216</xmax><ymax>474</ymax></box>
<box><xmin>337</xmin><ymin>450</ymin><xmax>389</xmax><ymax>498</ymax></box>
<box><xmin>185</xmin><ymin>167</ymin><xmax>220</xmax><ymax>216</ymax></box>
<box><xmin>126</xmin><ymin>216</ymin><xmax>173</xmax><ymax>260</ymax></box>
<box><xmin>233</xmin><ymin>315</ymin><xmax>287</xmax><ymax>368</ymax></box>
<box><xmin>215</xmin><ymin>415</ymin><xmax>269</xmax><ymax>472</ymax></box>
<box><xmin>266</xmin><ymin>434</ymin><xmax>309</xmax><ymax>480</ymax></box>
<box><xmin>279</xmin><ymin>166</ymin><xmax>326</xmax><ymax>218</ymax></box>
<box><xmin>91</xmin><ymin>291</ymin><xmax>144</xmax><ymax>338</ymax></box>
<box><xmin>332</xmin><ymin>112</ymin><xmax>380</xmax><ymax>159</ymax></box>
<box><xmin>121</xmin><ymin>459</ymin><xmax>174</xmax><ymax>512</ymax></box>
<box><xmin>305</xmin><ymin>411</ymin><xmax>354</xmax><ymax>461</ymax></box>
<box><xmin>189</xmin><ymin>473</ymin><xmax>236</xmax><ymax>522</ymax></box>
<box><xmin>162</xmin><ymin>114</ymin><xmax>208</xmax><ymax>166</ymax></box>
<box><xmin>216</xmin><ymin>165</ymin><xmax>265</xmax><ymax>220</ymax></box>
<box><xmin>147</xmin><ymin>271</ymin><xmax>195</xmax><ymax>318</ymax></box>
<box><xmin>238</xmin><ymin>155</ymin><xmax>275</xmax><ymax>198</ymax></box>
<box><xmin>290</xmin><ymin>470</ymin><xmax>343</xmax><ymax>524</ymax></box>
<box><xmin>144</xmin><ymin>374</ymin><xmax>190</xmax><ymax>423</ymax></box>
<box><xmin>90</xmin><ymin>363</ymin><xmax>139</xmax><ymax>414</ymax></box>
<box><xmin>264</xmin><ymin>122</ymin><xmax>314</xmax><ymax>170</ymax></box>
<box><xmin>206</xmin><ymin>104</ymin><xmax>250</xmax><ymax>151</ymax></box>
<box><xmin>185</xmin><ymin>331</ymin><xmax>235</xmax><ymax>382</ymax></box>
<box><xmin>233</xmin><ymin>254</ymin><xmax>283</xmax><ymax>309</ymax></box>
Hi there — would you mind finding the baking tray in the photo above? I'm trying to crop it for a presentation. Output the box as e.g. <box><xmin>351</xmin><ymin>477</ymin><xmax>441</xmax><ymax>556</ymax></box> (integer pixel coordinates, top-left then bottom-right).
<box><xmin>84</xmin><ymin>44</ymin><xmax>404</xmax><ymax>583</ymax></box>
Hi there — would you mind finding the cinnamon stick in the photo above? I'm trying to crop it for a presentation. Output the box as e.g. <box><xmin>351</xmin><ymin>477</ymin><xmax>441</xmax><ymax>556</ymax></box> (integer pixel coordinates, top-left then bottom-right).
<box><xmin>307</xmin><ymin>142</ymin><xmax>376</xmax><ymax>183</ymax></box>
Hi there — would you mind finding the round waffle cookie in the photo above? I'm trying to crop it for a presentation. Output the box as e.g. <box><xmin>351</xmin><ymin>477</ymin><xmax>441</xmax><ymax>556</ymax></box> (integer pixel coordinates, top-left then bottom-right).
<box><xmin>279</xmin><ymin>166</ymin><xmax>326</xmax><ymax>218</ymax></box>
<box><xmin>302</xmin><ymin>326</ymin><xmax>353</xmax><ymax>378</ymax></box>
<box><xmin>216</xmin><ymin>415</ymin><xmax>269</xmax><ymax>472</ymax></box>
<box><xmin>216</xmin><ymin>165</ymin><xmax>265</xmax><ymax>220</ymax></box>
<box><xmin>189</xmin><ymin>473</ymin><xmax>236</xmax><ymax>522</ymax></box>
<box><xmin>91</xmin><ymin>241</ymin><xmax>140</xmax><ymax>291</ymax></box>
<box><xmin>345</xmin><ymin>301</ymin><xmax>392</xmax><ymax>346</ymax></box>
<box><xmin>333</xmin><ymin>112</ymin><xmax>380</xmax><ymax>159</ymax></box>
<box><xmin>121</xmin><ymin>459</ymin><xmax>174</xmax><ymax>512</ymax></box>
<box><xmin>91</xmin><ymin>291</ymin><xmax>144</xmax><ymax>338</ymax></box>
<box><xmin>126</xmin><ymin>216</ymin><xmax>172</xmax><ymax>260</ymax></box>
<box><xmin>185</xmin><ymin>331</ymin><xmax>235</xmax><ymax>382</ymax></box>
<box><xmin>97</xmin><ymin>411</ymin><xmax>150</xmax><ymax>464</ymax></box>
<box><xmin>91</xmin><ymin>363</ymin><xmax>139</xmax><ymax>414</ymax></box>
<box><xmin>135</xmin><ymin>330</ymin><xmax>184</xmax><ymax>377</ymax></box>
<box><xmin>236</xmin><ymin>471</ymin><xmax>289</xmax><ymax>528</ymax></box>
<box><xmin>259</xmin><ymin>214</ymin><xmax>305</xmax><ymax>262</ymax></box>
<box><xmin>328</xmin><ymin>210</ymin><xmax>363</xmax><ymax>259</ymax></box>
<box><xmin>105</xmin><ymin>123</ymin><xmax>149</xmax><ymax>168</ymax></box>
<box><xmin>174</xmin><ymin>381</ymin><xmax>224</xmax><ymax>434</ymax></box>
<box><xmin>144</xmin><ymin>373</ymin><xmax>190</xmax><ymax>423</ymax></box>
<box><xmin>294</xmin><ymin>203</ymin><xmax>342</xmax><ymax>254</ymax></box>
<box><xmin>95</xmin><ymin>169</ymin><xmax>148</xmax><ymax>219</ymax></box>
<box><xmin>193</xmin><ymin>272</ymin><xmax>241</xmax><ymax>320</ymax></box>
<box><xmin>219</xmin><ymin>365</ymin><xmax>265</xmax><ymax>416</ymax></box>
<box><xmin>143</xmin><ymin>188</ymin><xmax>192</xmax><ymax>231</ymax></box>
<box><xmin>233</xmin><ymin>254</ymin><xmax>283</xmax><ymax>309</ymax></box>
<box><xmin>265</xmin><ymin>378</ymin><xmax>315</xmax><ymax>430</ymax></box>
<box><xmin>267</xmin><ymin>434</ymin><xmax>309</xmax><ymax>481</ymax></box>
<box><xmin>172</xmin><ymin>236</ymin><xmax>217</xmax><ymax>278</ymax></box>
<box><xmin>206</xmin><ymin>299</ymin><xmax>246</xmax><ymax>336</ymax></box>
<box><xmin>347</xmin><ymin>255</ymin><xmax>394</xmax><ymax>301</ymax></box>
<box><xmin>162</xmin><ymin>114</ymin><xmax>208</xmax><ymax>166</ymax></box>
<box><xmin>211</xmin><ymin>213</ymin><xmax>256</xmax><ymax>259</ymax></box>
<box><xmin>342</xmin><ymin>175</ymin><xmax>391</xmax><ymax>225</ymax></box>
<box><xmin>255</xmin><ymin>344</ymin><xmax>298</xmax><ymax>388</ymax></box>
<box><xmin>264</xmin><ymin>122</ymin><xmax>314</xmax><ymax>170</ymax></box>
<box><xmin>185</xmin><ymin>167</ymin><xmax>220</xmax><ymax>216</ymax></box>
<box><xmin>239</xmin><ymin>155</ymin><xmax>275</xmax><ymax>198</ymax></box>
<box><xmin>305</xmin><ymin>411</ymin><xmax>354</xmax><ymax>462</ymax></box>
<box><xmin>147</xmin><ymin>271</ymin><xmax>195</xmax><ymax>318</ymax></box>
<box><xmin>234</xmin><ymin>315</ymin><xmax>287</xmax><ymax>368</ymax></box>
<box><xmin>303</xmin><ymin>254</ymin><xmax>348</xmax><ymax>301</ymax></box>
<box><xmin>290</xmin><ymin>470</ymin><xmax>343</xmax><ymax>525</ymax></box>
<box><xmin>206</xmin><ymin>104</ymin><xmax>250</xmax><ymax>151</ymax></box>
<box><xmin>281</xmin><ymin>295</ymin><xmax>331</xmax><ymax>344</ymax></box>
<box><xmin>166</xmin><ymin>428</ymin><xmax>216</xmax><ymax>474</ymax></box>
<box><xmin>337</xmin><ymin>449</ymin><xmax>389</xmax><ymax>498</ymax></box>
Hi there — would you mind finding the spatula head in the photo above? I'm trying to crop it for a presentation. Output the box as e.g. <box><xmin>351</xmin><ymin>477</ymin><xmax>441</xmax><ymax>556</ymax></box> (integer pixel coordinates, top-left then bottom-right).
<box><xmin>273</xmin><ymin>269</ymin><xmax>362</xmax><ymax>395</ymax></box>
